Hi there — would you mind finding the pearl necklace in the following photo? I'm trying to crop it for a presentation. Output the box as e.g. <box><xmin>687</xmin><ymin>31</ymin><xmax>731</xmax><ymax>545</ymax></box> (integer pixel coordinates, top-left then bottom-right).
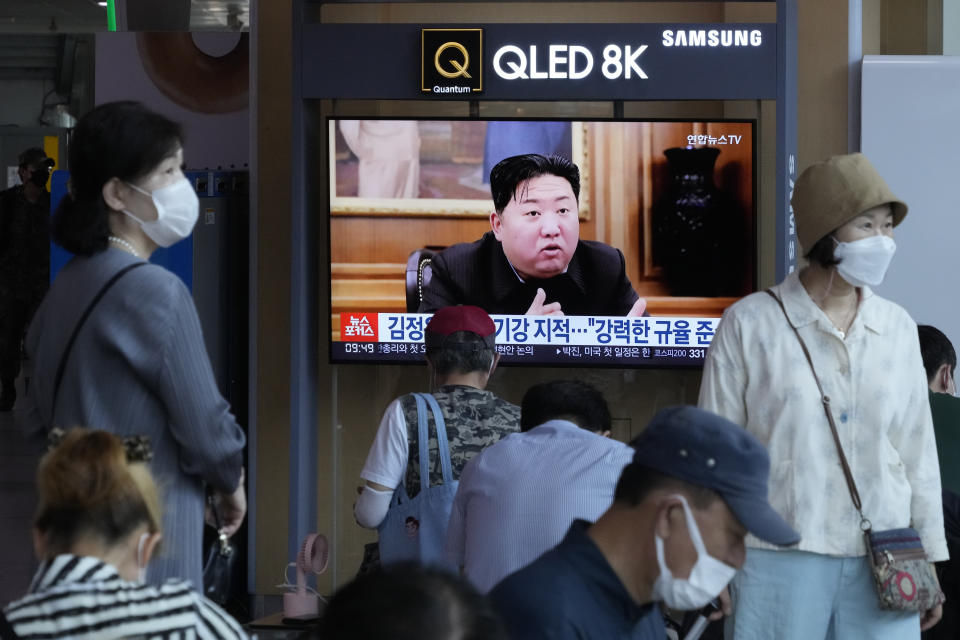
<box><xmin>108</xmin><ymin>235</ymin><xmax>140</xmax><ymax>258</ymax></box>
<box><xmin>807</xmin><ymin>268</ymin><xmax>859</xmax><ymax>340</ymax></box>
<box><xmin>829</xmin><ymin>292</ymin><xmax>860</xmax><ymax>340</ymax></box>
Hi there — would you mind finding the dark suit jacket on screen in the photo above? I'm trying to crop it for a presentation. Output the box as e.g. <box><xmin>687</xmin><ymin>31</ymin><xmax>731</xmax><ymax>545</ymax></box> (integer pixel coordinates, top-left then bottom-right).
<box><xmin>418</xmin><ymin>231</ymin><xmax>640</xmax><ymax>316</ymax></box>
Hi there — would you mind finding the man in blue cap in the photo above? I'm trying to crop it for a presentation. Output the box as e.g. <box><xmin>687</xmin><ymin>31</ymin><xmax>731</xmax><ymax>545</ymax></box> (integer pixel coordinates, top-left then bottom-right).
<box><xmin>488</xmin><ymin>405</ymin><xmax>799</xmax><ymax>640</ymax></box>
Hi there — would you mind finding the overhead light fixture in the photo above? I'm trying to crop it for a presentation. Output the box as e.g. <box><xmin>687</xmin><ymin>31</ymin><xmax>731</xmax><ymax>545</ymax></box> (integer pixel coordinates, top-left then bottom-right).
<box><xmin>97</xmin><ymin>1</ymin><xmax>107</xmax><ymax>5</ymax></box>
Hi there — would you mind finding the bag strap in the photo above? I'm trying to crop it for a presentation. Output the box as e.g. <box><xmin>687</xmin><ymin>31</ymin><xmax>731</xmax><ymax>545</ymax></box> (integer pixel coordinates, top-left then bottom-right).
<box><xmin>414</xmin><ymin>394</ymin><xmax>430</xmax><ymax>493</ymax></box>
<box><xmin>206</xmin><ymin>494</ymin><xmax>232</xmax><ymax>555</ymax></box>
<box><xmin>413</xmin><ymin>393</ymin><xmax>453</xmax><ymax>492</ymax></box>
<box><xmin>0</xmin><ymin>609</ymin><xmax>20</xmax><ymax>640</ymax></box>
<box><xmin>51</xmin><ymin>262</ymin><xmax>146</xmax><ymax>417</ymax></box>
<box><xmin>421</xmin><ymin>393</ymin><xmax>453</xmax><ymax>484</ymax></box>
<box><xmin>764</xmin><ymin>289</ymin><xmax>871</xmax><ymax>530</ymax></box>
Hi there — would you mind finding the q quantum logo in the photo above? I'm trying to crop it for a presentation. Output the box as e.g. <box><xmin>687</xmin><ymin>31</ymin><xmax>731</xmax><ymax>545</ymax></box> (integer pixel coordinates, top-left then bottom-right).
<box><xmin>422</xmin><ymin>29</ymin><xmax>483</xmax><ymax>95</ymax></box>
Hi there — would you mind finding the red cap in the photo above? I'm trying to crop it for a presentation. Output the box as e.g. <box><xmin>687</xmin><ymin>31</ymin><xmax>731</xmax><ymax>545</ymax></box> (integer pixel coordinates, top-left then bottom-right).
<box><xmin>426</xmin><ymin>305</ymin><xmax>495</xmax><ymax>338</ymax></box>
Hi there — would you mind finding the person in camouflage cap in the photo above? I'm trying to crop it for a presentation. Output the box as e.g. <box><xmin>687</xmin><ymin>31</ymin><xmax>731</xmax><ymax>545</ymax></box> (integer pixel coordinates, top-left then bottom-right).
<box><xmin>0</xmin><ymin>147</ymin><xmax>53</xmax><ymax>410</ymax></box>
<box><xmin>354</xmin><ymin>305</ymin><xmax>520</xmax><ymax>567</ymax></box>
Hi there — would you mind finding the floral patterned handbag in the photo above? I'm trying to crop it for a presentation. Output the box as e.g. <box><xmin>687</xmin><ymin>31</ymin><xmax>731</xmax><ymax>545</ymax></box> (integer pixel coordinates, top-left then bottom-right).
<box><xmin>865</xmin><ymin>528</ymin><xmax>945</xmax><ymax>611</ymax></box>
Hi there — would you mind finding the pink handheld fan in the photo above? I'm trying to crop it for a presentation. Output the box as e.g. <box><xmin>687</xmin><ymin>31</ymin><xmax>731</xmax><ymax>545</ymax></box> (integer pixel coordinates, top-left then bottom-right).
<box><xmin>282</xmin><ymin>533</ymin><xmax>329</xmax><ymax>618</ymax></box>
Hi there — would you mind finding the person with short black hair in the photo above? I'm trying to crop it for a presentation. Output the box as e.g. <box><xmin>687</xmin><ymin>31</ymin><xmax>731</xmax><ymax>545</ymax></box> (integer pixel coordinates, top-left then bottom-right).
<box><xmin>1</xmin><ymin>428</ymin><xmax>248</xmax><ymax>639</ymax></box>
<box><xmin>16</xmin><ymin>101</ymin><xmax>247</xmax><ymax>590</ymax></box>
<box><xmin>488</xmin><ymin>406</ymin><xmax>799</xmax><ymax>640</ymax></box>
<box><xmin>354</xmin><ymin>305</ymin><xmax>520</xmax><ymax>565</ymax></box>
<box><xmin>918</xmin><ymin>329</ymin><xmax>960</xmax><ymax>475</ymax></box>
<box><xmin>318</xmin><ymin>563</ymin><xmax>506</xmax><ymax>640</ymax></box>
<box><xmin>919</xmin><ymin>325</ymin><xmax>958</xmax><ymax>391</ymax></box>
<box><xmin>418</xmin><ymin>153</ymin><xmax>646</xmax><ymax>317</ymax></box>
<box><xmin>446</xmin><ymin>380</ymin><xmax>632</xmax><ymax>592</ymax></box>
<box><xmin>519</xmin><ymin>378</ymin><xmax>612</xmax><ymax>433</ymax></box>
<box><xmin>0</xmin><ymin>147</ymin><xmax>53</xmax><ymax>410</ymax></box>
<box><xmin>918</xmin><ymin>325</ymin><xmax>960</xmax><ymax>640</ymax></box>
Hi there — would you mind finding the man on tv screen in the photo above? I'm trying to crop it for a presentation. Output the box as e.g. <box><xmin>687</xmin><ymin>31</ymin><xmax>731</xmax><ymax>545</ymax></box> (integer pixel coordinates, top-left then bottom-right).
<box><xmin>418</xmin><ymin>154</ymin><xmax>647</xmax><ymax>317</ymax></box>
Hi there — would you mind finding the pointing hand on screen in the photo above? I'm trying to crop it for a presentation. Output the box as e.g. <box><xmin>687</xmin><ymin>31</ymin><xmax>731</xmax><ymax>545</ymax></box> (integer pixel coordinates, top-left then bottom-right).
<box><xmin>627</xmin><ymin>298</ymin><xmax>647</xmax><ymax>317</ymax></box>
<box><xmin>525</xmin><ymin>288</ymin><xmax>564</xmax><ymax>316</ymax></box>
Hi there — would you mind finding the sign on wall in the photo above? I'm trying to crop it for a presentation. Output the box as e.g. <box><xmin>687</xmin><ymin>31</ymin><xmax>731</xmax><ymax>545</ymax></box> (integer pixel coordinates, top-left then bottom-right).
<box><xmin>422</xmin><ymin>28</ymin><xmax>483</xmax><ymax>95</ymax></box>
<box><xmin>304</xmin><ymin>23</ymin><xmax>777</xmax><ymax>100</ymax></box>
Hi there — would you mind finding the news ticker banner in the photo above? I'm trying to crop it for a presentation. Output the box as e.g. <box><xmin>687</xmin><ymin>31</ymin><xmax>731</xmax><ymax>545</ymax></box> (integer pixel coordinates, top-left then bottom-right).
<box><xmin>333</xmin><ymin>312</ymin><xmax>719</xmax><ymax>366</ymax></box>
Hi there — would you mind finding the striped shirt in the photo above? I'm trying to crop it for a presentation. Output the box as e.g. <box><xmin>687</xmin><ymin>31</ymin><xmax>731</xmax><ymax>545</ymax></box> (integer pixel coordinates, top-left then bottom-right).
<box><xmin>3</xmin><ymin>555</ymin><xmax>249</xmax><ymax>639</ymax></box>
<box><xmin>445</xmin><ymin>419</ymin><xmax>634</xmax><ymax>593</ymax></box>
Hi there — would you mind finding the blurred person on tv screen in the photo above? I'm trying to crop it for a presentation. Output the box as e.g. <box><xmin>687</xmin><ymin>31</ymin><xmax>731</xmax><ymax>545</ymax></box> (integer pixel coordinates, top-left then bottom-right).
<box><xmin>338</xmin><ymin>120</ymin><xmax>420</xmax><ymax>199</ymax></box>
<box><xmin>418</xmin><ymin>154</ymin><xmax>647</xmax><ymax>317</ymax></box>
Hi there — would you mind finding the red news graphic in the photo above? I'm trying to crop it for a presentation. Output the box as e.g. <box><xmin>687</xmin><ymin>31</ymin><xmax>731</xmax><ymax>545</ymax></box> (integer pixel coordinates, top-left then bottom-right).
<box><xmin>340</xmin><ymin>313</ymin><xmax>379</xmax><ymax>341</ymax></box>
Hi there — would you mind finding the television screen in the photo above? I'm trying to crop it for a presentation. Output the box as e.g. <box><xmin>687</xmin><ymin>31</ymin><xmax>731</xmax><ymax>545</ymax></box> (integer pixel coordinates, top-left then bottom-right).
<box><xmin>329</xmin><ymin>118</ymin><xmax>755</xmax><ymax>366</ymax></box>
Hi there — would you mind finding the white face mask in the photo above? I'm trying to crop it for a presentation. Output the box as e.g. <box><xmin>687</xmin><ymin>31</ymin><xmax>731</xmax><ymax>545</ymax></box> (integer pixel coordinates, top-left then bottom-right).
<box><xmin>123</xmin><ymin>177</ymin><xmax>199</xmax><ymax>248</ymax></box>
<box><xmin>136</xmin><ymin>532</ymin><xmax>150</xmax><ymax>584</ymax></box>
<box><xmin>833</xmin><ymin>235</ymin><xmax>896</xmax><ymax>287</ymax></box>
<box><xmin>652</xmin><ymin>494</ymin><xmax>738</xmax><ymax>611</ymax></box>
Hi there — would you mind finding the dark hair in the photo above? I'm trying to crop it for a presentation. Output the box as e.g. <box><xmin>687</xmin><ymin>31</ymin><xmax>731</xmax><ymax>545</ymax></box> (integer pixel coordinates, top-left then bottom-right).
<box><xmin>805</xmin><ymin>233</ymin><xmax>841</xmax><ymax>268</ymax></box>
<box><xmin>613</xmin><ymin>463</ymin><xmax>718</xmax><ymax>510</ymax></box>
<box><xmin>34</xmin><ymin>428</ymin><xmax>162</xmax><ymax>554</ymax></box>
<box><xmin>319</xmin><ymin>564</ymin><xmax>507</xmax><ymax>640</ymax></box>
<box><xmin>426</xmin><ymin>330</ymin><xmax>496</xmax><ymax>376</ymax></box>
<box><xmin>52</xmin><ymin>101</ymin><xmax>183</xmax><ymax>256</ymax></box>
<box><xmin>520</xmin><ymin>380</ymin><xmax>611</xmax><ymax>433</ymax></box>
<box><xmin>489</xmin><ymin>153</ymin><xmax>580</xmax><ymax>214</ymax></box>
<box><xmin>918</xmin><ymin>325</ymin><xmax>957</xmax><ymax>383</ymax></box>
<box><xmin>18</xmin><ymin>147</ymin><xmax>48</xmax><ymax>169</ymax></box>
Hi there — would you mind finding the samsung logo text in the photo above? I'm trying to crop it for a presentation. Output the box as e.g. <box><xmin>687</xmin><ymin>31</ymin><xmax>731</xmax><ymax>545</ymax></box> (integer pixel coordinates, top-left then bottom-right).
<box><xmin>662</xmin><ymin>29</ymin><xmax>762</xmax><ymax>47</ymax></box>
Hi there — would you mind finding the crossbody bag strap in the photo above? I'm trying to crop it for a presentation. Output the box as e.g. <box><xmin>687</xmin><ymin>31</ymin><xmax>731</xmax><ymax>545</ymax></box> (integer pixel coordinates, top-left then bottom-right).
<box><xmin>51</xmin><ymin>262</ymin><xmax>147</xmax><ymax>418</ymax></box>
<box><xmin>765</xmin><ymin>289</ymin><xmax>869</xmax><ymax>526</ymax></box>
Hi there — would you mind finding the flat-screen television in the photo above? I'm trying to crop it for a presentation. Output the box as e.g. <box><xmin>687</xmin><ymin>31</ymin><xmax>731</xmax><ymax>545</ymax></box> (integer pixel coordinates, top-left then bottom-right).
<box><xmin>328</xmin><ymin>118</ymin><xmax>755</xmax><ymax>367</ymax></box>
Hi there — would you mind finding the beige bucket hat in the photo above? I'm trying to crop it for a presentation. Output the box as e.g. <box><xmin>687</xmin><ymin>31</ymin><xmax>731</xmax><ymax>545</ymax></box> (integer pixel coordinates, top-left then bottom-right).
<box><xmin>791</xmin><ymin>152</ymin><xmax>908</xmax><ymax>253</ymax></box>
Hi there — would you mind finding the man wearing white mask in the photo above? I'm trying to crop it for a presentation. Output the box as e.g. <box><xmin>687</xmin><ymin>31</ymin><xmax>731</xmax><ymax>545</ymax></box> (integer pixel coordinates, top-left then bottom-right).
<box><xmin>700</xmin><ymin>153</ymin><xmax>947</xmax><ymax>639</ymax></box>
<box><xmin>488</xmin><ymin>406</ymin><xmax>799</xmax><ymax>640</ymax></box>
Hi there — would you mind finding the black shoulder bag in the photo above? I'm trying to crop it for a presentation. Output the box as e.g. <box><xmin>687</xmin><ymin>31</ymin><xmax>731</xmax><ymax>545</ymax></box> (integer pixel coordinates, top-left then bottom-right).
<box><xmin>766</xmin><ymin>289</ymin><xmax>944</xmax><ymax>612</ymax></box>
<box><xmin>203</xmin><ymin>494</ymin><xmax>237</xmax><ymax>606</ymax></box>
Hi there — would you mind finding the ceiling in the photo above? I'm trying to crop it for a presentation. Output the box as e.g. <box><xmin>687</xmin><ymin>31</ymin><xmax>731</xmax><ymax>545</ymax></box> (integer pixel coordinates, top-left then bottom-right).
<box><xmin>0</xmin><ymin>0</ymin><xmax>250</xmax><ymax>32</ymax></box>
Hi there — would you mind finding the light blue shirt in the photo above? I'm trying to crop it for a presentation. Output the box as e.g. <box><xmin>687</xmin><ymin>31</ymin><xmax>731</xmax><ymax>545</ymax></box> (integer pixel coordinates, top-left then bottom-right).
<box><xmin>445</xmin><ymin>419</ymin><xmax>634</xmax><ymax>593</ymax></box>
